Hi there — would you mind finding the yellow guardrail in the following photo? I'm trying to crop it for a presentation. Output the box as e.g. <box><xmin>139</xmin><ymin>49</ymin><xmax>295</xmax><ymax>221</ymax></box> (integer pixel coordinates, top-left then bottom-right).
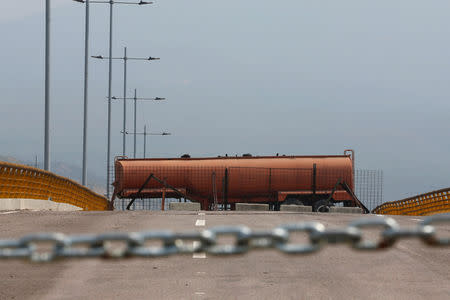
<box><xmin>372</xmin><ymin>188</ymin><xmax>450</xmax><ymax>216</ymax></box>
<box><xmin>0</xmin><ymin>161</ymin><xmax>109</xmax><ymax>211</ymax></box>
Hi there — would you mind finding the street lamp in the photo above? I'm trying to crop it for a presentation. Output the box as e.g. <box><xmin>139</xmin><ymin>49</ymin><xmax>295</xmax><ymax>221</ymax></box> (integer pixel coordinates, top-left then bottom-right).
<box><xmin>92</xmin><ymin>49</ymin><xmax>160</xmax><ymax>157</ymax></box>
<box><xmin>122</xmin><ymin>125</ymin><xmax>171</xmax><ymax>158</ymax></box>
<box><xmin>73</xmin><ymin>0</ymin><xmax>154</xmax><ymax>199</ymax></box>
<box><xmin>72</xmin><ymin>0</ymin><xmax>91</xmax><ymax>185</ymax></box>
<box><xmin>44</xmin><ymin>0</ymin><xmax>50</xmax><ymax>171</ymax></box>
<box><xmin>112</xmin><ymin>89</ymin><xmax>165</xmax><ymax>158</ymax></box>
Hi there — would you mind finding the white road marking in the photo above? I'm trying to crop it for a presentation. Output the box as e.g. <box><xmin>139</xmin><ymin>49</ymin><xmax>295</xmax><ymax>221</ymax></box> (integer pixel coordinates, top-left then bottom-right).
<box><xmin>195</xmin><ymin>292</ymin><xmax>206</xmax><ymax>295</ymax></box>
<box><xmin>193</xmin><ymin>253</ymin><xmax>206</xmax><ymax>259</ymax></box>
<box><xmin>193</xmin><ymin>215</ymin><xmax>207</xmax><ymax>259</ymax></box>
<box><xmin>0</xmin><ymin>211</ymin><xmax>19</xmax><ymax>215</ymax></box>
<box><xmin>411</xmin><ymin>218</ymin><xmax>422</xmax><ymax>222</ymax></box>
<box><xmin>195</xmin><ymin>219</ymin><xmax>206</xmax><ymax>226</ymax></box>
<box><xmin>196</xmin><ymin>272</ymin><xmax>206</xmax><ymax>275</ymax></box>
<box><xmin>192</xmin><ymin>241</ymin><xmax>206</xmax><ymax>259</ymax></box>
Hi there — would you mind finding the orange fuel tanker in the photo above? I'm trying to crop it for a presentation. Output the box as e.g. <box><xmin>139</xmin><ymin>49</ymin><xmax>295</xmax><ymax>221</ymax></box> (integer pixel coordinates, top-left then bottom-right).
<box><xmin>113</xmin><ymin>150</ymin><xmax>365</xmax><ymax>212</ymax></box>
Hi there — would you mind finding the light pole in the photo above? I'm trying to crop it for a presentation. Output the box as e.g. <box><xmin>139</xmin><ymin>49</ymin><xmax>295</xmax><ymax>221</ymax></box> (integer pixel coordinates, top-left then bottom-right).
<box><xmin>76</xmin><ymin>0</ymin><xmax>154</xmax><ymax>198</ymax></box>
<box><xmin>72</xmin><ymin>0</ymin><xmax>91</xmax><ymax>185</ymax></box>
<box><xmin>112</xmin><ymin>90</ymin><xmax>165</xmax><ymax>158</ymax></box>
<box><xmin>122</xmin><ymin>126</ymin><xmax>170</xmax><ymax>158</ymax></box>
<box><xmin>92</xmin><ymin>51</ymin><xmax>160</xmax><ymax>157</ymax></box>
<box><xmin>44</xmin><ymin>0</ymin><xmax>50</xmax><ymax>171</ymax></box>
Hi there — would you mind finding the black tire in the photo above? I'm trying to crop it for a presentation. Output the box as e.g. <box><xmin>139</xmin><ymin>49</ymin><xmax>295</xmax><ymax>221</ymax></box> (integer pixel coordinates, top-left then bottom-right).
<box><xmin>284</xmin><ymin>198</ymin><xmax>304</xmax><ymax>205</ymax></box>
<box><xmin>313</xmin><ymin>199</ymin><xmax>330</xmax><ymax>212</ymax></box>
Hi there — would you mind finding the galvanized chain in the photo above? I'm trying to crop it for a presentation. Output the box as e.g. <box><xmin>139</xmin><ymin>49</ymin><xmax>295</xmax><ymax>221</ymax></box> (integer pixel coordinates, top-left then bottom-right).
<box><xmin>0</xmin><ymin>215</ymin><xmax>448</xmax><ymax>263</ymax></box>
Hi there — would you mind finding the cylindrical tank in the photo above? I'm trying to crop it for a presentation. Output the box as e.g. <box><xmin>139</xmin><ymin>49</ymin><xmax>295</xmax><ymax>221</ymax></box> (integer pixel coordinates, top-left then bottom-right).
<box><xmin>113</xmin><ymin>155</ymin><xmax>354</xmax><ymax>208</ymax></box>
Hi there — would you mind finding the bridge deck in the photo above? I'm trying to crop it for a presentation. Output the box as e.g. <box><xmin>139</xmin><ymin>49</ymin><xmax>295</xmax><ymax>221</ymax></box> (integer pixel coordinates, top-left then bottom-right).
<box><xmin>0</xmin><ymin>211</ymin><xmax>448</xmax><ymax>299</ymax></box>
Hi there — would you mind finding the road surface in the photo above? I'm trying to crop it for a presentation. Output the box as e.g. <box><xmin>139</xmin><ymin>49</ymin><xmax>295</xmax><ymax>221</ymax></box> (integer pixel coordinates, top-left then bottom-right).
<box><xmin>0</xmin><ymin>210</ymin><xmax>448</xmax><ymax>300</ymax></box>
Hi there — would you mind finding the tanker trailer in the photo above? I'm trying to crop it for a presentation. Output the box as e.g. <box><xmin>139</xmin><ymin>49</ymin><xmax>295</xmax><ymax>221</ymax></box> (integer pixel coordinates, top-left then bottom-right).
<box><xmin>113</xmin><ymin>150</ymin><xmax>367</xmax><ymax>212</ymax></box>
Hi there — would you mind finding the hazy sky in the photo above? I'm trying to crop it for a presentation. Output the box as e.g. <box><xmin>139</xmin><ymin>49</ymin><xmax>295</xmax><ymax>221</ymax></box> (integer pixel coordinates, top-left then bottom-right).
<box><xmin>1</xmin><ymin>0</ymin><xmax>450</xmax><ymax>201</ymax></box>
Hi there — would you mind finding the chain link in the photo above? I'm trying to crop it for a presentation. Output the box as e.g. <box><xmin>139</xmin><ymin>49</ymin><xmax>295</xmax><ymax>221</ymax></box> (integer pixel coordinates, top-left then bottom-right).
<box><xmin>203</xmin><ymin>226</ymin><xmax>252</xmax><ymax>255</ymax></box>
<box><xmin>274</xmin><ymin>222</ymin><xmax>325</xmax><ymax>254</ymax></box>
<box><xmin>348</xmin><ymin>217</ymin><xmax>399</xmax><ymax>250</ymax></box>
<box><xmin>0</xmin><ymin>215</ymin><xmax>448</xmax><ymax>262</ymax></box>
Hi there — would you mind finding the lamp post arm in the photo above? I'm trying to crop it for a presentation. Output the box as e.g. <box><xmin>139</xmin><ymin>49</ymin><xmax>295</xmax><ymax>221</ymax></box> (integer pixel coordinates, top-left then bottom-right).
<box><xmin>110</xmin><ymin>96</ymin><xmax>166</xmax><ymax>101</ymax></box>
<box><xmin>92</xmin><ymin>56</ymin><xmax>159</xmax><ymax>60</ymax></box>
<box><xmin>123</xmin><ymin>132</ymin><xmax>171</xmax><ymax>135</ymax></box>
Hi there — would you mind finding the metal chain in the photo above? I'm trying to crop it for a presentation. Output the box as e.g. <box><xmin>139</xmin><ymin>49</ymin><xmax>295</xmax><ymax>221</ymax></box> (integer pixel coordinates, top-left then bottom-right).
<box><xmin>0</xmin><ymin>215</ymin><xmax>448</xmax><ymax>263</ymax></box>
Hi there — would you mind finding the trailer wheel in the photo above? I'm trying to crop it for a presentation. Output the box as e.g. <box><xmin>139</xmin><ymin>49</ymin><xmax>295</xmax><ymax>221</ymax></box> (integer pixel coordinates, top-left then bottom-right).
<box><xmin>313</xmin><ymin>199</ymin><xmax>330</xmax><ymax>213</ymax></box>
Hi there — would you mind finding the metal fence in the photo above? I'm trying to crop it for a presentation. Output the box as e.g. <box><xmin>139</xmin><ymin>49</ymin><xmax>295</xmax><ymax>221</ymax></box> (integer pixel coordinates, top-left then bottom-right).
<box><xmin>355</xmin><ymin>170</ymin><xmax>383</xmax><ymax>211</ymax></box>
<box><xmin>108</xmin><ymin>164</ymin><xmax>115</xmax><ymax>199</ymax></box>
<box><xmin>114</xmin><ymin>198</ymin><xmax>187</xmax><ymax>211</ymax></box>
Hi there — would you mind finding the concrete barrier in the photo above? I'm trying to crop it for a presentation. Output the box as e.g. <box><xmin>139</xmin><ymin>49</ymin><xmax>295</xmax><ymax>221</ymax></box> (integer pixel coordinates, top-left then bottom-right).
<box><xmin>235</xmin><ymin>203</ymin><xmax>269</xmax><ymax>211</ymax></box>
<box><xmin>329</xmin><ymin>207</ymin><xmax>363</xmax><ymax>214</ymax></box>
<box><xmin>169</xmin><ymin>202</ymin><xmax>201</xmax><ymax>211</ymax></box>
<box><xmin>280</xmin><ymin>205</ymin><xmax>312</xmax><ymax>212</ymax></box>
<box><xmin>0</xmin><ymin>198</ymin><xmax>82</xmax><ymax>211</ymax></box>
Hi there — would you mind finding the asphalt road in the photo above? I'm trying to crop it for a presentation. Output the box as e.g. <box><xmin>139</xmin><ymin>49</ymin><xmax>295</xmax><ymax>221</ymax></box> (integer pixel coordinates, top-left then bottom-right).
<box><xmin>0</xmin><ymin>210</ymin><xmax>448</xmax><ymax>300</ymax></box>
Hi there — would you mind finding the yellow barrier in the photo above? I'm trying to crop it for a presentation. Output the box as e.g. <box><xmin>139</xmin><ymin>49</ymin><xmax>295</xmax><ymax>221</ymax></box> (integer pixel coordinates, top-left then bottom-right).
<box><xmin>0</xmin><ymin>161</ymin><xmax>109</xmax><ymax>211</ymax></box>
<box><xmin>372</xmin><ymin>188</ymin><xmax>450</xmax><ymax>216</ymax></box>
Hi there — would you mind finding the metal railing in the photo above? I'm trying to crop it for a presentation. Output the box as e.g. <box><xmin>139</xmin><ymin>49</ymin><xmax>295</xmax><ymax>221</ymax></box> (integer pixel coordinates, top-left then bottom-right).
<box><xmin>372</xmin><ymin>187</ymin><xmax>450</xmax><ymax>216</ymax></box>
<box><xmin>0</xmin><ymin>162</ymin><xmax>108</xmax><ymax>211</ymax></box>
